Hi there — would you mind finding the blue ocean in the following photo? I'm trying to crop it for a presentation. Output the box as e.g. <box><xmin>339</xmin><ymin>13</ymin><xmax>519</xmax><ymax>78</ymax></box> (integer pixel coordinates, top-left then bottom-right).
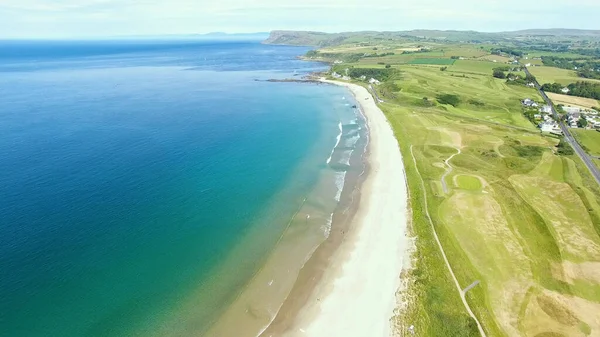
<box><xmin>0</xmin><ymin>39</ymin><xmax>365</xmax><ymax>336</ymax></box>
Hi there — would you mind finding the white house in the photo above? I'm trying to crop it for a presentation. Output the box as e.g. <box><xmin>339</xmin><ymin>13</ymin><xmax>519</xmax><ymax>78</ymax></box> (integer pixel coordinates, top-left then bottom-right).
<box><xmin>527</xmin><ymin>82</ymin><xmax>535</xmax><ymax>87</ymax></box>
<box><xmin>522</xmin><ymin>98</ymin><xmax>535</xmax><ymax>106</ymax></box>
<box><xmin>539</xmin><ymin>122</ymin><xmax>554</xmax><ymax>132</ymax></box>
<box><xmin>561</xmin><ymin>87</ymin><xmax>570</xmax><ymax>94</ymax></box>
<box><xmin>540</xmin><ymin>105</ymin><xmax>552</xmax><ymax>113</ymax></box>
<box><xmin>369</xmin><ymin>78</ymin><xmax>381</xmax><ymax>85</ymax></box>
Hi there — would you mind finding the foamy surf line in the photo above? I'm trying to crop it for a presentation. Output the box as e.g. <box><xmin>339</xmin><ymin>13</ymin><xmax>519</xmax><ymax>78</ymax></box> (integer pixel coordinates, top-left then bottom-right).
<box><xmin>326</xmin><ymin>122</ymin><xmax>343</xmax><ymax>165</ymax></box>
<box><xmin>274</xmin><ymin>79</ymin><xmax>409</xmax><ymax>337</ymax></box>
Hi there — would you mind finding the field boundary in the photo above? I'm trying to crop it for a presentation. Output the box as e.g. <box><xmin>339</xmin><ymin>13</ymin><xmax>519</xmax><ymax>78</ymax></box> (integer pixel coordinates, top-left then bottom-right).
<box><xmin>409</xmin><ymin>145</ymin><xmax>487</xmax><ymax>337</ymax></box>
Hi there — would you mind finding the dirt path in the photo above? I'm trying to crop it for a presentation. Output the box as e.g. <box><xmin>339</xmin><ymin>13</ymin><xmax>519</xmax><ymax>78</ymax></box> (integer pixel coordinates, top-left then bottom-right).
<box><xmin>441</xmin><ymin>148</ymin><xmax>461</xmax><ymax>194</ymax></box>
<box><xmin>409</xmin><ymin>145</ymin><xmax>487</xmax><ymax>337</ymax></box>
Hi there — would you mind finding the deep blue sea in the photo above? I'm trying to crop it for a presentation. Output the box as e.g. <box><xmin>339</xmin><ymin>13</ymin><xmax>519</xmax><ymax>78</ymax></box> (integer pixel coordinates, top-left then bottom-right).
<box><xmin>0</xmin><ymin>40</ymin><xmax>364</xmax><ymax>336</ymax></box>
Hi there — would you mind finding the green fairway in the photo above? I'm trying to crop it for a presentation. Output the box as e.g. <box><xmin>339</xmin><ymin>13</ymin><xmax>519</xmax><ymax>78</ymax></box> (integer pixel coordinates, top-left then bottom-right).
<box><xmin>408</xmin><ymin>58</ymin><xmax>455</xmax><ymax>65</ymax></box>
<box><xmin>387</xmin><ymin>65</ymin><xmax>540</xmax><ymax>129</ymax></box>
<box><xmin>572</xmin><ymin>129</ymin><xmax>600</xmax><ymax>156</ymax></box>
<box><xmin>454</xmin><ymin>175</ymin><xmax>483</xmax><ymax>190</ymax></box>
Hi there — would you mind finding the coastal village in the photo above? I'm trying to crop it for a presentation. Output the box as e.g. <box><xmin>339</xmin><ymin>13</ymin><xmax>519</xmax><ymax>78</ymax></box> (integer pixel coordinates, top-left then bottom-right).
<box><xmin>521</xmin><ymin>97</ymin><xmax>600</xmax><ymax>133</ymax></box>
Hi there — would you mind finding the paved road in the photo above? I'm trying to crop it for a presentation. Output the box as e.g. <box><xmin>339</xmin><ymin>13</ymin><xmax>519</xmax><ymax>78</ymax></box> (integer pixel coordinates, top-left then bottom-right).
<box><xmin>463</xmin><ymin>280</ymin><xmax>480</xmax><ymax>294</ymax></box>
<box><xmin>523</xmin><ymin>66</ymin><xmax>600</xmax><ymax>185</ymax></box>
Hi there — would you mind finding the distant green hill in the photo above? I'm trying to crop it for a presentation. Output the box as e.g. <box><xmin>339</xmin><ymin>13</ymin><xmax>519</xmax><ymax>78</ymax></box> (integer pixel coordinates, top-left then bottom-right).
<box><xmin>262</xmin><ymin>29</ymin><xmax>600</xmax><ymax>47</ymax></box>
<box><xmin>507</xmin><ymin>29</ymin><xmax>600</xmax><ymax>37</ymax></box>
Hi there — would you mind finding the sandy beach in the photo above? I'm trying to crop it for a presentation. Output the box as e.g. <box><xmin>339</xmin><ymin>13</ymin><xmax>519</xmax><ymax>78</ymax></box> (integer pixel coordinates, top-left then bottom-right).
<box><xmin>270</xmin><ymin>80</ymin><xmax>410</xmax><ymax>337</ymax></box>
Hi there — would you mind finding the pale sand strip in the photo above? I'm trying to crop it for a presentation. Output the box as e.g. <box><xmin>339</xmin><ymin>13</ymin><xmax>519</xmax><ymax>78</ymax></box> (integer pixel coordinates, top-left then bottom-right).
<box><xmin>279</xmin><ymin>80</ymin><xmax>409</xmax><ymax>337</ymax></box>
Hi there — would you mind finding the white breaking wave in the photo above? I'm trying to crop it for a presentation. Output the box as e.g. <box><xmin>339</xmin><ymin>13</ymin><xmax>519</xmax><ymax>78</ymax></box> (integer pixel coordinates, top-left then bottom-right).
<box><xmin>339</xmin><ymin>149</ymin><xmax>353</xmax><ymax>167</ymax></box>
<box><xmin>326</xmin><ymin>122</ymin><xmax>343</xmax><ymax>165</ymax></box>
<box><xmin>334</xmin><ymin>171</ymin><xmax>346</xmax><ymax>202</ymax></box>
<box><xmin>321</xmin><ymin>213</ymin><xmax>334</xmax><ymax>238</ymax></box>
<box><xmin>343</xmin><ymin>134</ymin><xmax>361</xmax><ymax>149</ymax></box>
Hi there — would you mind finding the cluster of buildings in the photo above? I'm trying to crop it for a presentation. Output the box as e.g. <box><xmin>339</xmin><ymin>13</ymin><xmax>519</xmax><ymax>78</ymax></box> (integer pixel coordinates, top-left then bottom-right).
<box><xmin>522</xmin><ymin>99</ymin><xmax>562</xmax><ymax>134</ymax></box>
<box><xmin>521</xmin><ymin>98</ymin><xmax>539</xmax><ymax>108</ymax></box>
<box><xmin>565</xmin><ymin>106</ymin><xmax>600</xmax><ymax>129</ymax></box>
<box><xmin>331</xmin><ymin>72</ymin><xmax>351</xmax><ymax>81</ymax></box>
<box><xmin>331</xmin><ymin>72</ymin><xmax>381</xmax><ymax>85</ymax></box>
<box><xmin>522</xmin><ymin>97</ymin><xmax>600</xmax><ymax>132</ymax></box>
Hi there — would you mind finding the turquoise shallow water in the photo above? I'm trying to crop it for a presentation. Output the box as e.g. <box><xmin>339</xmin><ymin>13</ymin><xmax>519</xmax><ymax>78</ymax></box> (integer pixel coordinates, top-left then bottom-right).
<box><xmin>0</xmin><ymin>40</ymin><xmax>363</xmax><ymax>336</ymax></box>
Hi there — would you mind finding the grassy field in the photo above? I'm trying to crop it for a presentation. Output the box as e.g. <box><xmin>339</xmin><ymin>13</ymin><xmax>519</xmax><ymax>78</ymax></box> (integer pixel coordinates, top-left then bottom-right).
<box><xmin>546</xmin><ymin>92</ymin><xmax>600</xmax><ymax>109</ymax></box>
<box><xmin>572</xmin><ymin>129</ymin><xmax>600</xmax><ymax>156</ymax></box>
<box><xmin>409</xmin><ymin>58</ymin><xmax>455</xmax><ymax>65</ymax></box>
<box><xmin>448</xmin><ymin>59</ymin><xmax>513</xmax><ymax>76</ymax></box>
<box><xmin>330</xmin><ymin>55</ymin><xmax>600</xmax><ymax>336</ymax></box>
<box><xmin>385</xmin><ymin>65</ymin><xmax>540</xmax><ymax>128</ymax></box>
<box><xmin>528</xmin><ymin>66</ymin><xmax>600</xmax><ymax>85</ymax></box>
<box><xmin>522</xmin><ymin>58</ymin><xmax>544</xmax><ymax>66</ymax></box>
<box><xmin>378</xmin><ymin>68</ymin><xmax>600</xmax><ymax>336</ymax></box>
<box><xmin>439</xmin><ymin>45</ymin><xmax>489</xmax><ymax>58</ymax></box>
<box><xmin>476</xmin><ymin>54</ymin><xmax>513</xmax><ymax>63</ymax></box>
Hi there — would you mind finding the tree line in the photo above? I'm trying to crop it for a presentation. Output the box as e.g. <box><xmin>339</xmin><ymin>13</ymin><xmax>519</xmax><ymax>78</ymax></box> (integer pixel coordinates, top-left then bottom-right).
<box><xmin>491</xmin><ymin>47</ymin><xmax>523</xmax><ymax>57</ymax></box>
<box><xmin>542</xmin><ymin>81</ymin><xmax>600</xmax><ymax>100</ymax></box>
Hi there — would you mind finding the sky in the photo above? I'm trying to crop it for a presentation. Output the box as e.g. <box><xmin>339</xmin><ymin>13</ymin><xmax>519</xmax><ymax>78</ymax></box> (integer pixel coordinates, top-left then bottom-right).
<box><xmin>1</xmin><ymin>0</ymin><xmax>599</xmax><ymax>38</ymax></box>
